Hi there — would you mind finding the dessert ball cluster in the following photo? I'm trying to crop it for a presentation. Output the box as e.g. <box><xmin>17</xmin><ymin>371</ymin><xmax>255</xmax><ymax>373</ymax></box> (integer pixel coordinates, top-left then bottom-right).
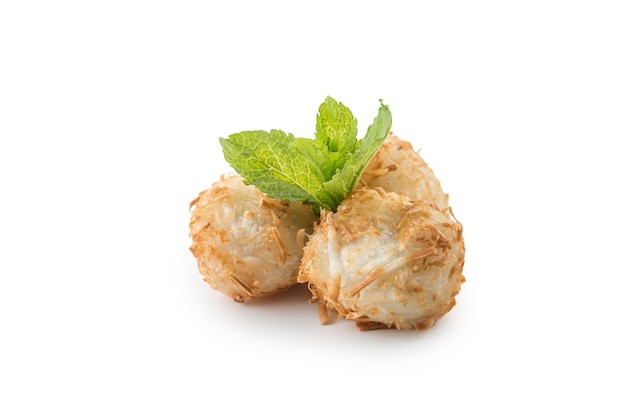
<box><xmin>189</xmin><ymin>133</ymin><xmax>465</xmax><ymax>330</ymax></box>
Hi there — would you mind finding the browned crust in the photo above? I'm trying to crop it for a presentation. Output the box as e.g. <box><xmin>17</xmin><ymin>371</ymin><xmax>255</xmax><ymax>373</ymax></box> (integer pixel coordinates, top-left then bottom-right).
<box><xmin>363</xmin><ymin>164</ymin><xmax>397</xmax><ymax>177</ymax></box>
<box><xmin>228</xmin><ymin>275</ymin><xmax>252</xmax><ymax>298</ymax></box>
<box><xmin>413</xmin><ymin>317</ymin><xmax>436</xmax><ymax>331</ymax></box>
<box><xmin>269</xmin><ymin>226</ymin><xmax>287</xmax><ymax>263</ymax></box>
<box><xmin>356</xmin><ymin>320</ymin><xmax>391</xmax><ymax>331</ymax></box>
<box><xmin>317</xmin><ymin>299</ymin><xmax>330</xmax><ymax>325</ymax></box>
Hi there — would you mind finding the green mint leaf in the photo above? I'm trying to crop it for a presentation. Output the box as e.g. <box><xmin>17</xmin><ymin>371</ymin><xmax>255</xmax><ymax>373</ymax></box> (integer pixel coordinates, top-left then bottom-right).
<box><xmin>316</xmin><ymin>96</ymin><xmax>358</xmax><ymax>155</ymax></box>
<box><xmin>320</xmin><ymin>100</ymin><xmax>392</xmax><ymax>208</ymax></box>
<box><xmin>220</xmin><ymin>130</ymin><xmax>325</xmax><ymax>207</ymax></box>
<box><xmin>219</xmin><ymin>98</ymin><xmax>392</xmax><ymax>213</ymax></box>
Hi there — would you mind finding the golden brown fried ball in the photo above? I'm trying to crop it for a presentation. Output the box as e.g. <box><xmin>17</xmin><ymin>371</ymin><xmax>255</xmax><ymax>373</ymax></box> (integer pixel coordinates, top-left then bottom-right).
<box><xmin>361</xmin><ymin>133</ymin><xmax>449</xmax><ymax>209</ymax></box>
<box><xmin>297</xmin><ymin>188</ymin><xmax>465</xmax><ymax>330</ymax></box>
<box><xmin>189</xmin><ymin>174</ymin><xmax>318</xmax><ymax>302</ymax></box>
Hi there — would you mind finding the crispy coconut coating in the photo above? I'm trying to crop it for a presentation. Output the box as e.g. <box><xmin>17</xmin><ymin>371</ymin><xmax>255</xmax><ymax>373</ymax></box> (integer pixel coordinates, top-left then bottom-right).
<box><xmin>297</xmin><ymin>188</ymin><xmax>465</xmax><ymax>330</ymax></box>
<box><xmin>361</xmin><ymin>133</ymin><xmax>449</xmax><ymax>209</ymax></box>
<box><xmin>189</xmin><ymin>174</ymin><xmax>318</xmax><ymax>302</ymax></box>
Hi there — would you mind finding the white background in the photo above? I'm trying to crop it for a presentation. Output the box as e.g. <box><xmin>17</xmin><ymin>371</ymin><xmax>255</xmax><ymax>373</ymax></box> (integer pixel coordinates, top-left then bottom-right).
<box><xmin>1</xmin><ymin>1</ymin><xmax>625</xmax><ymax>415</ymax></box>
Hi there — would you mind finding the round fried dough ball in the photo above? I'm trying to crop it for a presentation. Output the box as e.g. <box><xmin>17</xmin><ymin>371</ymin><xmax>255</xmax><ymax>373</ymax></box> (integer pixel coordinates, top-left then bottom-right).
<box><xmin>189</xmin><ymin>174</ymin><xmax>318</xmax><ymax>302</ymax></box>
<box><xmin>361</xmin><ymin>133</ymin><xmax>449</xmax><ymax>209</ymax></box>
<box><xmin>297</xmin><ymin>188</ymin><xmax>465</xmax><ymax>330</ymax></box>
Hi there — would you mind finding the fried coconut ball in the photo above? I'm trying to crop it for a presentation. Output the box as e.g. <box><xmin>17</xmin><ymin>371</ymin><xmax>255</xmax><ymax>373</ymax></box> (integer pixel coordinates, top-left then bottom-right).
<box><xmin>189</xmin><ymin>174</ymin><xmax>318</xmax><ymax>302</ymax></box>
<box><xmin>297</xmin><ymin>188</ymin><xmax>465</xmax><ymax>330</ymax></box>
<box><xmin>361</xmin><ymin>133</ymin><xmax>449</xmax><ymax>210</ymax></box>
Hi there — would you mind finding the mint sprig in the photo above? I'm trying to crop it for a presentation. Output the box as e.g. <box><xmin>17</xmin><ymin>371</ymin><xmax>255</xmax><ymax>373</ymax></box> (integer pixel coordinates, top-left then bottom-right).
<box><xmin>219</xmin><ymin>97</ymin><xmax>392</xmax><ymax>213</ymax></box>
